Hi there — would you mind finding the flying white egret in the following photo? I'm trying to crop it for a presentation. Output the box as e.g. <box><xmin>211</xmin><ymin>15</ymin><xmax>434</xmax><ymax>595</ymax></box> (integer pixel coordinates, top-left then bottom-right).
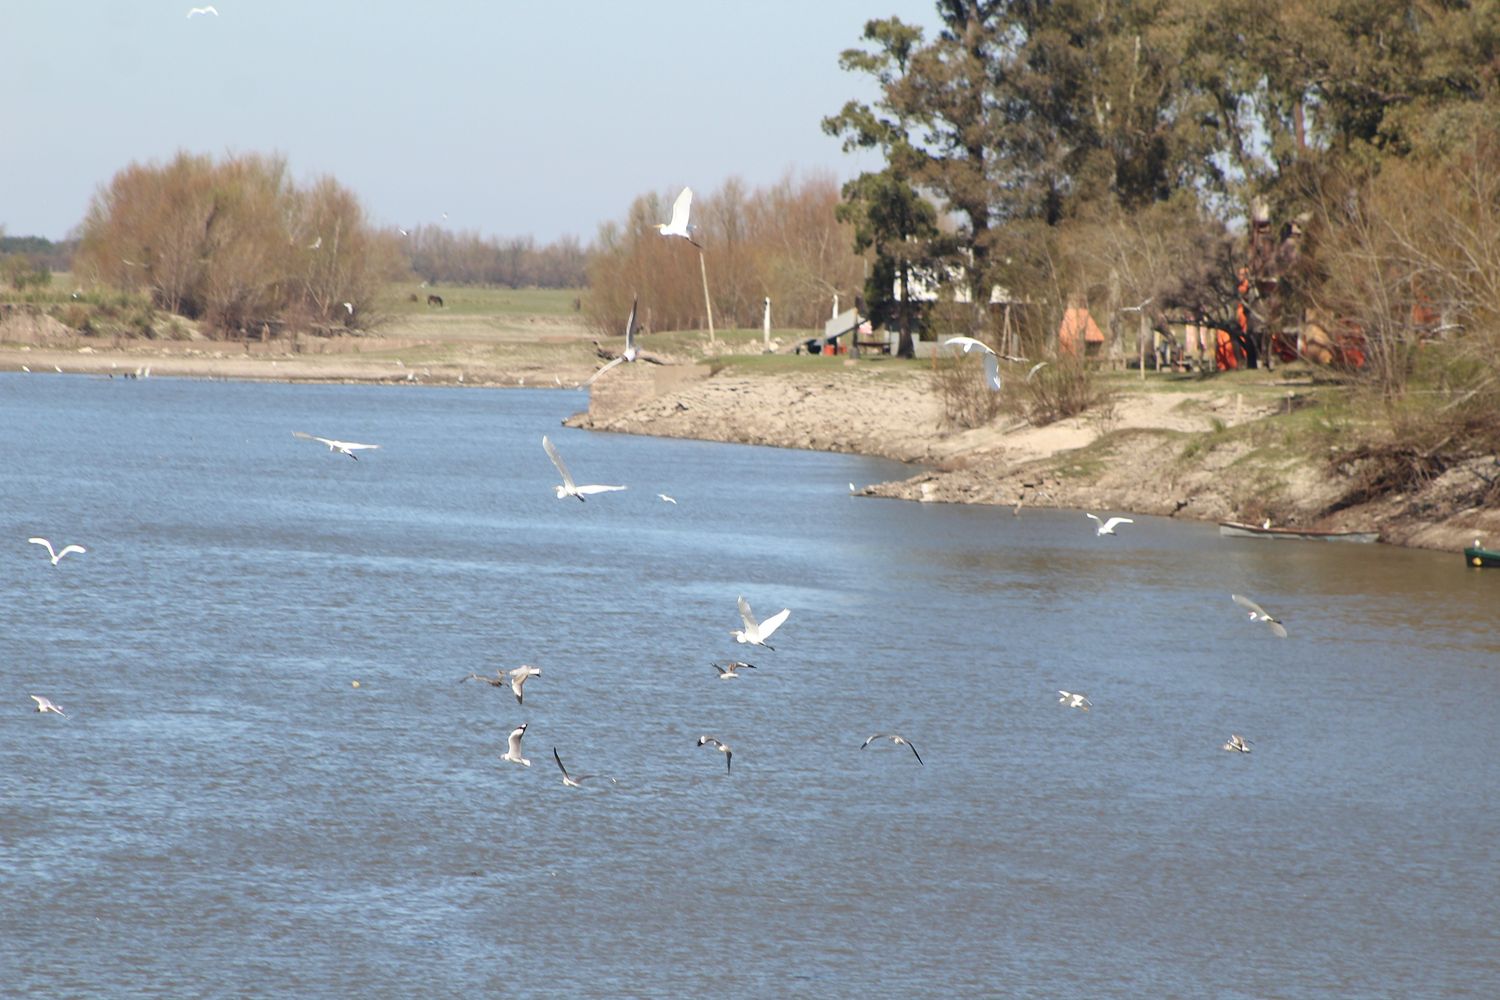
<box><xmin>697</xmin><ymin>735</ymin><xmax>732</xmax><ymax>773</ymax></box>
<box><xmin>655</xmin><ymin>188</ymin><xmax>703</xmax><ymax>248</ymax></box>
<box><xmin>657</xmin><ymin>493</ymin><xmax>677</xmax><ymax>504</ymax></box>
<box><xmin>342</xmin><ymin>302</ymin><xmax>354</xmax><ymax>315</ymax></box>
<box><xmin>731</xmin><ymin>596</ymin><xmax>790</xmax><ymax>650</ymax></box>
<box><xmin>583</xmin><ymin>295</ymin><xmax>641</xmax><ymax>386</ymax></box>
<box><xmin>942</xmin><ymin>336</ymin><xmax>1002</xmax><ymax>392</ymax></box>
<box><xmin>28</xmin><ymin>537</ymin><xmax>86</xmax><ymax>565</ymax></box>
<box><xmin>1058</xmin><ymin>690</ymin><xmax>1092</xmax><ymax>711</ymax></box>
<box><xmin>186</xmin><ymin>5</ymin><xmax>218</xmax><ymax>16</ymax></box>
<box><xmin>542</xmin><ymin>435</ymin><xmax>626</xmax><ymax>501</ymax></box>
<box><xmin>1222</xmin><ymin>733</ymin><xmax>1253</xmax><ymax>753</ymax></box>
<box><xmin>507</xmin><ymin>665</ymin><xmax>541</xmax><ymax>705</ymax></box>
<box><xmin>1085</xmin><ymin>513</ymin><xmax>1134</xmax><ymax>536</ymax></box>
<box><xmin>501</xmin><ymin>723</ymin><xmax>531</xmax><ymax>766</ymax></box>
<box><xmin>1231</xmin><ymin>594</ymin><xmax>1288</xmax><ymax>638</ymax></box>
<box><xmin>31</xmin><ymin>695</ymin><xmax>67</xmax><ymax>717</ymax></box>
<box><xmin>292</xmin><ymin>432</ymin><xmax>380</xmax><ymax>460</ymax></box>
<box><xmin>711</xmin><ymin>660</ymin><xmax>756</xmax><ymax>680</ymax></box>
<box><xmin>552</xmin><ymin>747</ymin><xmax>611</xmax><ymax>788</ymax></box>
<box><xmin>860</xmin><ymin>733</ymin><xmax>923</xmax><ymax>765</ymax></box>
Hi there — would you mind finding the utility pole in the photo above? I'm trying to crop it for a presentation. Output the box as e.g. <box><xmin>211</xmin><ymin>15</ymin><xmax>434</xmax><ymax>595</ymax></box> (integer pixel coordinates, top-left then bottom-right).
<box><xmin>698</xmin><ymin>251</ymin><xmax>715</xmax><ymax>343</ymax></box>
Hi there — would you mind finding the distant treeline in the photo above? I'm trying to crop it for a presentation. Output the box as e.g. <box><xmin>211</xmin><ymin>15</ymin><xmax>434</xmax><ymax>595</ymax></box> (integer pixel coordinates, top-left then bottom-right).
<box><xmin>0</xmin><ymin>235</ymin><xmax>75</xmax><ymax>273</ymax></box>
<box><xmin>404</xmin><ymin>228</ymin><xmax>588</xmax><ymax>289</ymax></box>
<box><xmin>587</xmin><ymin>173</ymin><xmax>865</xmax><ymax>336</ymax></box>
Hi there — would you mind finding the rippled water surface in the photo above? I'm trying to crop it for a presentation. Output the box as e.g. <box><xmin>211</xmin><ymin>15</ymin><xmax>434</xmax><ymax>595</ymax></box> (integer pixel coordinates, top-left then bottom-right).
<box><xmin>2</xmin><ymin>374</ymin><xmax>1498</xmax><ymax>997</ymax></box>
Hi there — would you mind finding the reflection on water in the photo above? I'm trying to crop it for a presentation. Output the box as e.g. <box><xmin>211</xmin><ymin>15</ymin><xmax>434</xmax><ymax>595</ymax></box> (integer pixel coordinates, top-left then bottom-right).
<box><xmin>2</xmin><ymin>374</ymin><xmax>1497</xmax><ymax>997</ymax></box>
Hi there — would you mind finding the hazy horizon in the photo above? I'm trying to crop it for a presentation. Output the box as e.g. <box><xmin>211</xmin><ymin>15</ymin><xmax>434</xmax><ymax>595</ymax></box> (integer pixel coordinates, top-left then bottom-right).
<box><xmin>1</xmin><ymin>1</ymin><xmax>939</xmax><ymax>245</ymax></box>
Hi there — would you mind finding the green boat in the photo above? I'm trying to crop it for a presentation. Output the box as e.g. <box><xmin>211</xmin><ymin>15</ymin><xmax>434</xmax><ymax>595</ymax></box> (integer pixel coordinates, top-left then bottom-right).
<box><xmin>1463</xmin><ymin>541</ymin><xmax>1500</xmax><ymax>568</ymax></box>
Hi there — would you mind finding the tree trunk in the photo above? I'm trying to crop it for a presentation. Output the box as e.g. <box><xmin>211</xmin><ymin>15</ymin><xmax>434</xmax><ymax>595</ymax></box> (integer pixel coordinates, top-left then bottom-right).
<box><xmin>896</xmin><ymin>262</ymin><xmax>915</xmax><ymax>358</ymax></box>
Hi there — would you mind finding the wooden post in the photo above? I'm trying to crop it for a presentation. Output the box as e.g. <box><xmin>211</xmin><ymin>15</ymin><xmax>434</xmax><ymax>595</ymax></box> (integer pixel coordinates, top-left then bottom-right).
<box><xmin>1139</xmin><ymin>312</ymin><xmax>1148</xmax><ymax>380</ymax></box>
<box><xmin>698</xmin><ymin>251</ymin><xmax>715</xmax><ymax>343</ymax></box>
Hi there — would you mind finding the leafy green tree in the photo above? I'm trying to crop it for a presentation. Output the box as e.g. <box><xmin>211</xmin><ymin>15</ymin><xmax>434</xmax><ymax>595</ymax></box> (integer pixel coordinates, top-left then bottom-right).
<box><xmin>836</xmin><ymin>169</ymin><xmax>941</xmax><ymax>357</ymax></box>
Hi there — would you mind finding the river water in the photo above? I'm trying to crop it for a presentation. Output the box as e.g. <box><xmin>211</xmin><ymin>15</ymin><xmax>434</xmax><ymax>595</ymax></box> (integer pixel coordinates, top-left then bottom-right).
<box><xmin>2</xmin><ymin>374</ymin><xmax>1497</xmax><ymax>998</ymax></box>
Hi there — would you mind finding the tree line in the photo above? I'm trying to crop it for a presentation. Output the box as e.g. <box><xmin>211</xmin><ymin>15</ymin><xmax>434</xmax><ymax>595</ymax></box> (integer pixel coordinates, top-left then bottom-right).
<box><xmin>586</xmin><ymin>173</ymin><xmax>867</xmax><ymax>337</ymax></box>
<box><xmin>63</xmin><ymin>152</ymin><xmax>591</xmax><ymax>337</ymax></box>
<box><xmin>824</xmin><ymin>0</ymin><xmax>1500</xmax><ymax>391</ymax></box>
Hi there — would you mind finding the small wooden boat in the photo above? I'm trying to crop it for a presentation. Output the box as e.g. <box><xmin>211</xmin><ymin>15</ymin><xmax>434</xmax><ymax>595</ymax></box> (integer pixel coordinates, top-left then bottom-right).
<box><xmin>1463</xmin><ymin>542</ymin><xmax>1500</xmax><ymax>568</ymax></box>
<box><xmin>1218</xmin><ymin>520</ymin><xmax>1380</xmax><ymax>544</ymax></box>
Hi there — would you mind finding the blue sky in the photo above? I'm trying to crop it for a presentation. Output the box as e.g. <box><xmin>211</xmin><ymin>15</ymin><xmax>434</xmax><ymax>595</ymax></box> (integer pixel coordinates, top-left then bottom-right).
<box><xmin>1</xmin><ymin>1</ymin><xmax>940</xmax><ymax>244</ymax></box>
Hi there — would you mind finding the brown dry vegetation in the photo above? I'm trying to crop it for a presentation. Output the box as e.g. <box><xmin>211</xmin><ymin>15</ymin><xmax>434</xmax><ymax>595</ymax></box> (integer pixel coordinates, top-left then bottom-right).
<box><xmin>73</xmin><ymin>152</ymin><xmax>403</xmax><ymax>337</ymax></box>
<box><xmin>586</xmin><ymin>173</ymin><xmax>867</xmax><ymax>337</ymax></box>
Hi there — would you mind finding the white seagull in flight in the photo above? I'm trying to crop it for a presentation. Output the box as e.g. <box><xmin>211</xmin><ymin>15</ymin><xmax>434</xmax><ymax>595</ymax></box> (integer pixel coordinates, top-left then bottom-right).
<box><xmin>500</xmin><ymin>723</ymin><xmax>531</xmax><ymax>766</ymax></box>
<box><xmin>942</xmin><ymin>336</ymin><xmax>1002</xmax><ymax>392</ymax></box>
<box><xmin>506</xmin><ymin>665</ymin><xmax>541</xmax><ymax>705</ymax></box>
<box><xmin>731</xmin><ymin>596</ymin><xmax>790</xmax><ymax>650</ymax></box>
<box><xmin>1086</xmin><ymin>513</ymin><xmax>1134</xmax><ymax>536</ymax></box>
<box><xmin>658</xmin><ymin>493</ymin><xmax>677</xmax><ymax>504</ymax></box>
<box><xmin>552</xmin><ymin>747</ymin><xmax>611</xmax><ymax>788</ymax></box>
<box><xmin>697</xmin><ymin>735</ymin><xmax>732</xmax><ymax>773</ymax></box>
<box><xmin>655</xmin><ymin>188</ymin><xmax>703</xmax><ymax>248</ymax></box>
<box><xmin>28</xmin><ymin>537</ymin><xmax>86</xmax><ymax>565</ymax></box>
<box><xmin>583</xmin><ymin>295</ymin><xmax>641</xmax><ymax>386</ymax></box>
<box><xmin>292</xmin><ymin>432</ymin><xmax>380</xmax><ymax>460</ymax></box>
<box><xmin>1058</xmin><ymin>690</ymin><xmax>1092</xmax><ymax>711</ymax></box>
<box><xmin>860</xmin><ymin>733</ymin><xmax>923</xmax><ymax>765</ymax></box>
<box><xmin>711</xmin><ymin>660</ymin><xmax>756</xmax><ymax>680</ymax></box>
<box><xmin>542</xmin><ymin>435</ymin><xmax>626</xmax><ymax>501</ymax></box>
<box><xmin>187</xmin><ymin>5</ymin><xmax>218</xmax><ymax>16</ymax></box>
<box><xmin>31</xmin><ymin>695</ymin><xmax>67</xmax><ymax>717</ymax></box>
<box><xmin>1222</xmin><ymin>733</ymin><xmax>1253</xmax><ymax>753</ymax></box>
<box><xmin>1231</xmin><ymin>594</ymin><xmax>1288</xmax><ymax>638</ymax></box>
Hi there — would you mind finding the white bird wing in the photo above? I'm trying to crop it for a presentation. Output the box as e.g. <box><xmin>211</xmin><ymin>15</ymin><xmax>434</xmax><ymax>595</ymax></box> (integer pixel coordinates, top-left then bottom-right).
<box><xmin>1103</xmin><ymin>517</ymin><xmax>1133</xmax><ymax>532</ymax></box>
<box><xmin>582</xmin><ymin>355</ymin><xmax>625</xmax><ymax>387</ymax></box>
<box><xmin>982</xmin><ymin>351</ymin><xmax>1002</xmax><ymax>392</ymax></box>
<box><xmin>757</xmin><ymin>607</ymin><xmax>791</xmax><ymax>641</ymax></box>
<box><xmin>1085</xmin><ymin>513</ymin><xmax>1101</xmax><ymax>524</ymax></box>
<box><xmin>27</xmin><ymin>537</ymin><xmax>56</xmax><ymax>559</ymax></box>
<box><xmin>1266</xmin><ymin>619</ymin><xmax>1289</xmax><ymax>639</ymax></box>
<box><xmin>624</xmin><ymin>294</ymin><xmax>639</xmax><ymax>352</ymax></box>
<box><xmin>668</xmin><ymin>188</ymin><xmax>693</xmax><ymax>232</ymax></box>
<box><xmin>542</xmin><ymin>435</ymin><xmax>575</xmax><ymax>489</ymax></box>
<box><xmin>574</xmin><ymin>483</ymin><xmax>627</xmax><ymax>495</ymax></box>
<box><xmin>338</xmin><ymin>441</ymin><xmax>380</xmax><ymax>452</ymax></box>
<box><xmin>292</xmin><ymin>431</ymin><xmax>329</xmax><ymax>447</ymax></box>
<box><xmin>553</xmin><ymin>747</ymin><xmax>570</xmax><ymax>779</ymax></box>
<box><xmin>1231</xmin><ymin>593</ymin><xmax>1268</xmax><ymax>617</ymax></box>
<box><xmin>658</xmin><ymin>494</ymin><xmax>677</xmax><ymax>503</ymax></box>
<box><xmin>942</xmin><ymin>336</ymin><xmax>994</xmax><ymax>356</ymax></box>
<box><xmin>507</xmin><ymin>725</ymin><xmax>527</xmax><ymax>756</ymax></box>
<box><xmin>737</xmin><ymin>596</ymin><xmax>758</xmax><ymax>632</ymax></box>
<box><xmin>58</xmin><ymin>545</ymin><xmax>87</xmax><ymax>559</ymax></box>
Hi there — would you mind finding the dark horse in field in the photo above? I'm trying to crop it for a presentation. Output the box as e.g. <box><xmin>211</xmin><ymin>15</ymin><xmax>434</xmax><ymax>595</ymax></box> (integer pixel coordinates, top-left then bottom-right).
<box><xmin>426</xmin><ymin>294</ymin><xmax>444</xmax><ymax>307</ymax></box>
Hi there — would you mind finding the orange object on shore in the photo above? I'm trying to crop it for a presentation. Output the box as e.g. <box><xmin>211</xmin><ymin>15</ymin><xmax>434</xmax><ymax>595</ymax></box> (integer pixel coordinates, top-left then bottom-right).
<box><xmin>1215</xmin><ymin>328</ymin><xmax>1239</xmax><ymax>370</ymax></box>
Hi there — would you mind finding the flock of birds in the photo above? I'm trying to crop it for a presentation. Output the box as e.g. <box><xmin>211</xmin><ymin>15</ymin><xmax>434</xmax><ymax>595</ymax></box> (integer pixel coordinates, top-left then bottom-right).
<box><xmin>22</xmin><ymin>425</ymin><xmax>1286</xmax><ymax>768</ymax></box>
<box><xmin>19</xmin><ymin>423</ymin><xmax>931</xmax><ymax>783</ymax></box>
